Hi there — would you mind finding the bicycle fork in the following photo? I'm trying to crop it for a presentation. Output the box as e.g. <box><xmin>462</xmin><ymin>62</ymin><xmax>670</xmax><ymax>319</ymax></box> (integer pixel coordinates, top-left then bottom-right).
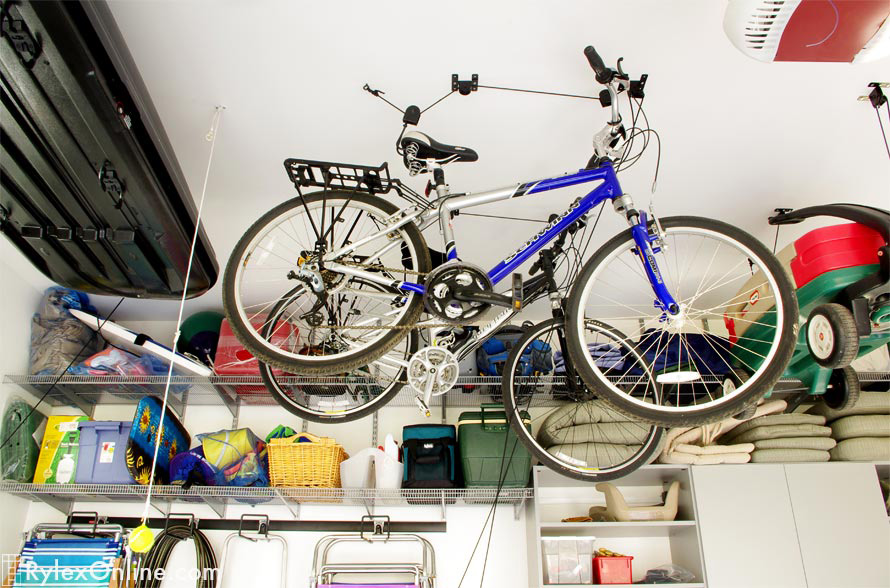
<box><xmin>612</xmin><ymin>195</ymin><xmax>680</xmax><ymax>317</ymax></box>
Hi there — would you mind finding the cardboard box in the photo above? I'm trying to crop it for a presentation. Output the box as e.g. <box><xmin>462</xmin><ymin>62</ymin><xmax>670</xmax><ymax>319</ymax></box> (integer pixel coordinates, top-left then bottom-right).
<box><xmin>33</xmin><ymin>415</ymin><xmax>89</xmax><ymax>484</ymax></box>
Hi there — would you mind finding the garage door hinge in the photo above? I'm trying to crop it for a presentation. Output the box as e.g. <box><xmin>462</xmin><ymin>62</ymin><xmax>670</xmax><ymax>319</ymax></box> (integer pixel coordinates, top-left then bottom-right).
<box><xmin>21</xmin><ymin>224</ymin><xmax>135</xmax><ymax>243</ymax></box>
<box><xmin>99</xmin><ymin>161</ymin><xmax>125</xmax><ymax>207</ymax></box>
<box><xmin>0</xmin><ymin>9</ymin><xmax>40</xmax><ymax>67</ymax></box>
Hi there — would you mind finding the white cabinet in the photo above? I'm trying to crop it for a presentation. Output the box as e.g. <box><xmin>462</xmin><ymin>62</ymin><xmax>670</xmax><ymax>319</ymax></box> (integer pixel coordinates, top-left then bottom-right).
<box><xmin>692</xmin><ymin>463</ymin><xmax>890</xmax><ymax>588</ymax></box>
<box><xmin>692</xmin><ymin>464</ymin><xmax>807</xmax><ymax>588</ymax></box>
<box><xmin>784</xmin><ymin>463</ymin><xmax>890</xmax><ymax>588</ymax></box>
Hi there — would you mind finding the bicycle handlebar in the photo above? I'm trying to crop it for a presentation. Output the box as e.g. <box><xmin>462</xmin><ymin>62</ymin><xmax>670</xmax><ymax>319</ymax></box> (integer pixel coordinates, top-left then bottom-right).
<box><xmin>584</xmin><ymin>45</ymin><xmax>613</xmax><ymax>85</ymax></box>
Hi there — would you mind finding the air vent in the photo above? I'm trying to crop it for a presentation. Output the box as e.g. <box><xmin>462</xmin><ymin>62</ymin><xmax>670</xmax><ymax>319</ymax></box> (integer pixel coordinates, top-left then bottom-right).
<box><xmin>725</xmin><ymin>0</ymin><xmax>802</xmax><ymax>62</ymax></box>
<box><xmin>725</xmin><ymin>0</ymin><xmax>890</xmax><ymax>63</ymax></box>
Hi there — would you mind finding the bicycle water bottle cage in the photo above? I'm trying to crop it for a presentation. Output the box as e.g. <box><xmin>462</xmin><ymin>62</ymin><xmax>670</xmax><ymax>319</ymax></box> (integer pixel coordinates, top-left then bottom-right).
<box><xmin>400</xmin><ymin>131</ymin><xmax>479</xmax><ymax>175</ymax></box>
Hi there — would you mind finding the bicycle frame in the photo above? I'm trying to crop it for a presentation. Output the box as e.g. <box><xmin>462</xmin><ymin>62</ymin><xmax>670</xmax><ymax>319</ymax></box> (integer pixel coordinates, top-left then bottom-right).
<box><xmin>324</xmin><ymin>160</ymin><xmax>679</xmax><ymax>314</ymax></box>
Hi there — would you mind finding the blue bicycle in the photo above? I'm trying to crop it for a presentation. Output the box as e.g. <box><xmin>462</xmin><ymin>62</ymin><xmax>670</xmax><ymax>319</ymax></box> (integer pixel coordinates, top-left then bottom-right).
<box><xmin>223</xmin><ymin>46</ymin><xmax>798</xmax><ymax>440</ymax></box>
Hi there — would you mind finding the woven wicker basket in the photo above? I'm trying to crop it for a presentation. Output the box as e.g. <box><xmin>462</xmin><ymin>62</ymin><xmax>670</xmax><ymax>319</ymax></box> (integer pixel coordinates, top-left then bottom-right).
<box><xmin>268</xmin><ymin>432</ymin><xmax>348</xmax><ymax>488</ymax></box>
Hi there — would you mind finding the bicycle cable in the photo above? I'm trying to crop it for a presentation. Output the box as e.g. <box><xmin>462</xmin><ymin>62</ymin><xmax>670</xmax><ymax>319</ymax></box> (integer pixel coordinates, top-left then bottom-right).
<box><xmin>875</xmin><ymin>104</ymin><xmax>890</xmax><ymax>161</ymax></box>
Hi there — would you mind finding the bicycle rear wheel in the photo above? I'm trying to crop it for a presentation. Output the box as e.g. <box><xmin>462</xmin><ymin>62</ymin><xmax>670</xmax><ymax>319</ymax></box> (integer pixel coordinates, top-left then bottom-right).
<box><xmin>502</xmin><ymin>318</ymin><xmax>663</xmax><ymax>482</ymax></box>
<box><xmin>223</xmin><ymin>191</ymin><xmax>431</xmax><ymax>375</ymax></box>
<box><xmin>259</xmin><ymin>277</ymin><xmax>416</xmax><ymax>422</ymax></box>
<box><xmin>566</xmin><ymin>216</ymin><xmax>798</xmax><ymax>427</ymax></box>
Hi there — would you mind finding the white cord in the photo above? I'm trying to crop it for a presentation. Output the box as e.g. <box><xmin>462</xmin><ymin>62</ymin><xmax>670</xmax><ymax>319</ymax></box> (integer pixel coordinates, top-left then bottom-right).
<box><xmin>140</xmin><ymin>106</ymin><xmax>225</xmax><ymax>522</ymax></box>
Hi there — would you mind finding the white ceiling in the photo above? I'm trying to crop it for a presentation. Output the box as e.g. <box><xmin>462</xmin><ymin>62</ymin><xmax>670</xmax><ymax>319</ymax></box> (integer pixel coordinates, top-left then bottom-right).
<box><xmin>7</xmin><ymin>0</ymin><xmax>890</xmax><ymax>323</ymax></box>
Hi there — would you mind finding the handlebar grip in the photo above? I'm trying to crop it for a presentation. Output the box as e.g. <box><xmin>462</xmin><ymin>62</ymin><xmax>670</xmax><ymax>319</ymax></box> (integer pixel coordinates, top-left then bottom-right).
<box><xmin>584</xmin><ymin>45</ymin><xmax>613</xmax><ymax>84</ymax></box>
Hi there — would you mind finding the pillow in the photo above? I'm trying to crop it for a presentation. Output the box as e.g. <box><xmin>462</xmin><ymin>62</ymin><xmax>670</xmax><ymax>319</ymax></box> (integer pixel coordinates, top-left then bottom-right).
<box><xmin>538</xmin><ymin>421</ymin><xmax>652</xmax><ymax>447</ymax></box>
<box><xmin>726</xmin><ymin>424</ymin><xmax>832</xmax><ymax>444</ymax></box>
<box><xmin>750</xmin><ymin>448</ymin><xmax>830</xmax><ymax>463</ymax></box>
<box><xmin>830</xmin><ymin>415</ymin><xmax>890</xmax><ymax>441</ymax></box>
<box><xmin>537</xmin><ymin>400</ymin><xmax>648</xmax><ymax>447</ymax></box>
<box><xmin>807</xmin><ymin>391</ymin><xmax>890</xmax><ymax>423</ymax></box>
<box><xmin>830</xmin><ymin>437</ymin><xmax>890</xmax><ymax>462</ymax></box>
<box><xmin>752</xmin><ymin>437</ymin><xmax>837</xmax><ymax>451</ymax></box>
<box><xmin>722</xmin><ymin>413</ymin><xmax>826</xmax><ymax>442</ymax></box>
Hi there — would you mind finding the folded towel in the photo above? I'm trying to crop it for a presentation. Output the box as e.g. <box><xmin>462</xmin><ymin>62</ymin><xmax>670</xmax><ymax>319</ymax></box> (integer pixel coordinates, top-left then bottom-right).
<box><xmin>661</xmin><ymin>399</ymin><xmax>787</xmax><ymax>454</ymax></box>
<box><xmin>727</xmin><ymin>424</ymin><xmax>832</xmax><ymax>444</ymax></box>
<box><xmin>752</xmin><ymin>437</ymin><xmax>837</xmax><ymax>451</ymax></box>
<box><xmin>675</xmin><ymin>443</ymin><xmax>755</xmax><ymax>455</ymax></box>
<box><xmin>657</xmin><ymin>400</ymin><xmax>785</xmax><ymax>465</ymax></box>
<box><xmin>722</xmin><ymin>413</ymin><xmax>826</xmax><ymax>443</ymax></box>
<box><xmin>750</xmin><ymin>448</ymin><xmax>830</xmax><ymax>463</ymax></box>
<box><xmin>659</xmin><ymin>449</ymin><xmax>751</xmax><ymax>465</ymax></box>
<box><xmin>830</xmin><ymin>415</ymin><xmax>890</xmax><ymax>441</ymax></box>
<box><xmin>807</xmin><ymin>391</ymin><xmax>890</xmax><ymax>423</ymax></box>
<box><xmin>830</xmin><ymin>437</ymin><xmax>890</xmax><ymax>461</ymax></box>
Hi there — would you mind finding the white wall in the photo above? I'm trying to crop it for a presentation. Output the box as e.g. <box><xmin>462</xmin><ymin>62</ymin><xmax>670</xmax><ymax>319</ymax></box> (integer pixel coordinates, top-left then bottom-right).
<box><xmin>0</xmin><ymin>241</ymin><xmax>46</xmax><ymax>564</ymax></box>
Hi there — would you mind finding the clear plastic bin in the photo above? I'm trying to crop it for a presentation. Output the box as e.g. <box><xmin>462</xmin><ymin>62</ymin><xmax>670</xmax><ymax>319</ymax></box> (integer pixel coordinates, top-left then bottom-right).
<box><xmin>542</xmin><ymin>537</ymin><xmax>594</xmax><ymax>585</ymax></box>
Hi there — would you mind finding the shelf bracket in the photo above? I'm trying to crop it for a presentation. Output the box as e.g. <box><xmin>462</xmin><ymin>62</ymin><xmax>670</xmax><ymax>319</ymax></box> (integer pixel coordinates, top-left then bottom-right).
<box><xmin>198</xmin><ymin>494</ymin><xmax>227</xmax><ymax>518</ymax></box>
<box><xmin>211</xmin><ymin>382</ymin><xmax>240</xmax><ymax>425</ymax></box>
<box><xmin>440</xmin><ymin>491</ymin><xmax>446</xmax><ymax>521</ymax></box>
<box><xmin>371</xmin><ymin>411</ymin><xmax>379</xmax><ymax>448</ymax></box>
<box><xmin>149</xmin><ymin>498</ymin><xmax>169</xmax><ymax>518</ymax></box>
<box><xmin>25</xmin><ymin>491</ymin><xmax>72</xmax><ymax>517</ymax></box>
<box><xmin>273</xmin><ymin>488</ymin><xmax>300</xmax><ymax>520</ymax></box>
<box><xmin>513</xmin><ymin>494</ymin><xmax>526</xmax><ymax>520</ymax></box>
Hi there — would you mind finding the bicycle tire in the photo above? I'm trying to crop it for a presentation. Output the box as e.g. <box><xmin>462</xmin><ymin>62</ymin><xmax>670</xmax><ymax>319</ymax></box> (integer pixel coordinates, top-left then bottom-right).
<box><xmin>502</xmin><ymin>318</ymin><xmax>664</xmax><ymax>482</ymax></box>
<box><xmin>259</xmin><ymin>278</ymin><xmax>417</xmax><ymax>422</ymax></box>
<box><xmin>566</xmin><ymin>216</ymin><xmax>798</xmax><ymax>427</ymax></box>
<box><xmin>223</xmin><ymin>190</ymin><xmax>431</xmax><ymax>375</ymax></box>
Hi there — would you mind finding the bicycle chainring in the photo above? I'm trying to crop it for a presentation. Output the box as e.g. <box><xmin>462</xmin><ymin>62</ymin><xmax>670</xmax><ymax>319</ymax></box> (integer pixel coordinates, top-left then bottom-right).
<box><xmin>423</xmin><ymin>262</ymin><xmax>492</xmax><ymax>323</ymax></box>
<box><xmin>407</xmin><ymin>346</ymin><xmax>460</xmax><ymax>397</ymax></box>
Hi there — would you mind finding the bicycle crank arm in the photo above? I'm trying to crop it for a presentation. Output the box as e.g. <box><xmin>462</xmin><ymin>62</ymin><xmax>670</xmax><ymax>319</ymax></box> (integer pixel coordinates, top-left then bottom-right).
<box><xmin>454</xmin><ymin>273</ymin><xmax>524</xmax><ymax>309</ymax></box>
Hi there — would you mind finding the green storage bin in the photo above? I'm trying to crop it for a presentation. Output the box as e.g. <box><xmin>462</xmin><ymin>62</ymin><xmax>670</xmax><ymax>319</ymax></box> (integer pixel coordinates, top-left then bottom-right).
<box><xmin>458</xmin><ymin>404</ymin><xmax>532</xmax><ymax>488</ymax></box>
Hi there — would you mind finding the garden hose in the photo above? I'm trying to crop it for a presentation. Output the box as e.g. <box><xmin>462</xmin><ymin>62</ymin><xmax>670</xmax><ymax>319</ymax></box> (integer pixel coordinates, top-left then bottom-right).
<box><xmin>135</xmin><ymin>524</ymin><xmax>218</xmax><ymax>588</ymax></box>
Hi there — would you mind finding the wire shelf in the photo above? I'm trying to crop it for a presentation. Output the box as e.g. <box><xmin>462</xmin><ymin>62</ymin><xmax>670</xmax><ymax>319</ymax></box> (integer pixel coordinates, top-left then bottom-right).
<box><xmin>0</xmin><ymin>482</ymin><xmax>532</xmax><ymax>507</ymax></box>
<box><xmin>4</xmin><ymin>372</ymin><xmax>888</xmax><ymax>414</ymax></box>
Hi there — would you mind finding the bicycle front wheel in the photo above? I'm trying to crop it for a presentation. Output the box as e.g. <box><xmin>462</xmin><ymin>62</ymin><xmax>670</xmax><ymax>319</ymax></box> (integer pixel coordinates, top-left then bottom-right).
<box><xmin>566</xmin><ymin>216</ymin><xmax>798</xmax><ymax>427</ymax></box>
<box><xmin>502</xmin><ymin>318</ymin><xmax>664</xmax><ymax>482</ymax></box>
<box><xmin>223</xmin><ymin>191</ymin><xmax>431</xmax><ymax>375</ymax></box>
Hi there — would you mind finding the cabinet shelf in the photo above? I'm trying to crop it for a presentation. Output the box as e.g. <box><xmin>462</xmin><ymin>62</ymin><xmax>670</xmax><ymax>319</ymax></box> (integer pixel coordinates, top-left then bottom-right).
<box><xmin>540</xmin><ymin>521</ymin><xmax>697</xmax><ymax>538</ymax></box>
<box><xmin>541</xmin><ymin>521</ymin><xmax>696</xmax><ymax>528</ymax></box>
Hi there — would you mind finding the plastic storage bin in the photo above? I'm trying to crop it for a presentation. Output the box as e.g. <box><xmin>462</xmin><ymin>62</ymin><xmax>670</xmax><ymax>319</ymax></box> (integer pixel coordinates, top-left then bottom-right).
<box><xmin>215</xmin><ymin>317</ymin><xmax>295</xmax><ymax>394</ymax></box>
<box><xmin>458</xmin><ymin>404</ymin><xmax>532</xmax><ymax>487</ymax></box>
<box><xmin>594</xmin><ymin>555</ymin><xmax>634</xmax><ymax>585</ymax></box>
<box><xmin>75</xmin><ymin>421</ymin><xmax>134</xmax><ymax>484</ymax></box>
<box><xmin>789</xmin><ymin>223</ymin><xmax>884</xmax><ymax>288</ymax></box>
<box><xmin>542</xmin><ymin>537</ymin><xmax>594</xmax><ymax>585</ymax></box>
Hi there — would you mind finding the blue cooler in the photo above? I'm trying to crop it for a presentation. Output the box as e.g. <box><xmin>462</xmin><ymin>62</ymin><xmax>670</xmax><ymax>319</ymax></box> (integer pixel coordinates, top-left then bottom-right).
<box><xmin>75</xmin><ymin>421</ymin><xmax>134</xmax><ymax>484</ymax></box>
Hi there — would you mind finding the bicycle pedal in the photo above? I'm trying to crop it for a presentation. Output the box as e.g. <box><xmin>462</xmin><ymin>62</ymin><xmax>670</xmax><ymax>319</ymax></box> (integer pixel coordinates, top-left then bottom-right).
<box><xmin>512</xmin><ymin>272</ymin><xmax>523</xmax><ymax>310</ymax></box>
<box><xmin>414</xmin><ymin>396</ymin><xmax>431</xmax><ymax>418</ymax></box>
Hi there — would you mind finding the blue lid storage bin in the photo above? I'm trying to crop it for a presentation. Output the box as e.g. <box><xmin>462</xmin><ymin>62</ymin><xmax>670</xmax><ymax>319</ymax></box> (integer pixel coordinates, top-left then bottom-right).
<box><xmin>75</xmin><ymin>421</ymin><xmax>135</xmax><ymax>484</ymax></box>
